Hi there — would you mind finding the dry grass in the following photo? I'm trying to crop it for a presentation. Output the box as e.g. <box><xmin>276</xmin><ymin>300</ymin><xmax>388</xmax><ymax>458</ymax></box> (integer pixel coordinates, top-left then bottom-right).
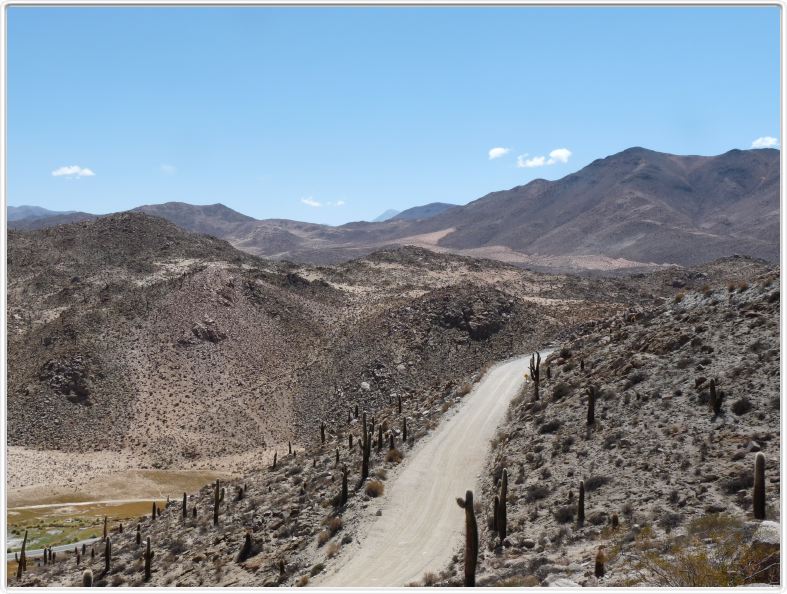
<box><xmin>325</xmin><ymin>541</ymin><xmax>341</xmax><ymax>559</ymax></box>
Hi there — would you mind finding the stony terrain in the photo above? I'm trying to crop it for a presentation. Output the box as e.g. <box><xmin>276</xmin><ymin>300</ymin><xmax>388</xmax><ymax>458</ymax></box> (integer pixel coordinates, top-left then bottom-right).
<box><xmin>436</xmin><ymin>265</ymin><xmax>780</xmax><ymax>587</ymax></box>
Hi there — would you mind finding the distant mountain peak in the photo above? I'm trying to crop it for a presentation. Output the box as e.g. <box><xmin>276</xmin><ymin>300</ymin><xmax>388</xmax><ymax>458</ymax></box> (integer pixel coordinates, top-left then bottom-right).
<box><xmin>372</xmin><ymin>209</ymin><xmax>400</xmax><ymax>222</ymax></box>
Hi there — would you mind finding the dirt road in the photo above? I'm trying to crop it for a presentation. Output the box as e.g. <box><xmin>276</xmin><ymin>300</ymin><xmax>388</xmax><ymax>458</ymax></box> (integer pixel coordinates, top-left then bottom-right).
<box><xmin>317</xmin><ymin>352</ymin><xmax>549</xmax><ymax>587</ymax></box>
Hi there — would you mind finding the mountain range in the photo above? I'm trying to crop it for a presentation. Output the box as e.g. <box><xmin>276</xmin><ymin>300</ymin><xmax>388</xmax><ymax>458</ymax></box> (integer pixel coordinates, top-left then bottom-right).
<box><xmin>7</xmin><ymin>147</ymin><xmax>779</xmax><ymax>271</ymax></box>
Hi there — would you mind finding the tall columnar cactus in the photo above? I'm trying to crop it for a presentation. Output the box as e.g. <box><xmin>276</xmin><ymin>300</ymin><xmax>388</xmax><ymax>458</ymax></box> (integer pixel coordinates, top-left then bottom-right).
<box><xmin>580</xmin><ymin>358</ymin><xmax>585</xmax><ymax>371</ymax></box>
<box><xmin>546</xmin><ymin>365</ymin><xmax>551</xmax><ymax>380</ymax></box>
<box><xmin>456</xmin><ymin>490</ymin><xmax>478</xmax><ymax>587</ymax></box>
<box><xmin>709</xmin><ymin>379</ymin><xmax>723</xmax><ymax>416</ymax></box>
<box><xmin>104</xmin><ymin>537</ymin><xmax>111</xmax><ymax>574</ymax></box>
<box><xmin>288</xmin><ymin>441</ymin><xmax>292</xmax><ymax>455</ymax></box>
<box><xmin>214</xmin><ymin>479</ymin><xmax>221</xmax><ymax>526</ymax></box>
<box><xmin>136</xmin><ymin>524</ymin><xmax>141</xmax><ymax>546</ymax></box>
<box><xmin>354</xmin><ymin>404</ymin><xmax>359</xmax><ymax>419</ymax></box>
<box><xmin>182</xmin><ymin>493</ymin><xmax>187</xmax><ymax>519</ymax></box>
<box><xmin>272</xmin><ymin>452</ymin><xmax>277</xmax><ymax>470</ymax></box>
<box><xmin>753</xmin><ymin>452</ymin><xmax>766</xmax><ymax>519</ymax></box>
<box><xmin>341</xmin><ymin>465</ymin><xmax>349</xmax><ymax>507</ymax></box>
<box><xmin>361</xmin><ymin>413</ymin><xmax>371</xmax><ymax>482</ymax></box>
<box><xmin>378</xmin><ymin>425</ymin><xmax>383</xmax><ymax>452</ymax></box>
<box><xmin>321</xmin><ymin>421</ymin><xmax>326</xmax><ymax>444</ymax></box>
<box><xmin>398</xmin><ymin>395</ymin><xmax>402</xmax><ymax>414</ymax></box>
<box><xmin>335</xmin><ymin>448</ymin><xmax>340</xmax><ymax>466</ymax></box>
<box><xmin>492</xmin><ymin>496</ymin><xmax>500</xmax><ymax>532</ymax></box>
<box><xmin>389</xmin><ymin>431</ymin><xmax>395</xmax><ymax>450</ymax></box>
<box><xmin>595</xmin><ymin>547</ymin><xmax>606</xmax><ymax>578</ymax></box>
<box><xmin>143</xmin><ymin>537</ymin><xmax>154</xmax><ymax>581</ymax></box>
<box><xmin>587</xmin><ymin>386</ymin><xmax>597</xmax><ymax>427</ymax></box>
<box><xmin>402</xmin><ymin>417</ymin><xmax>407</xmax><ymax>443</ymax></box>
<box><xmin>152</xmin><ymin>501</ymin><xmax>157</xmax><ymax>521</ymax></box>
<box><xmin>348</xmin><ymin>434</ymin><xmax>353</xmax><ymax>449</ymax></box>
<box><xmin>498</xmin><ymin>469</ymin><xmax>508</xmax><ymax>541</ymax></box>
<box><xmin>237</xmin><ymin>532</ymin><xmax>253</xmax><ymax>563</ymax></box>
<box><xmin>578</xmin><ymin>480</ymin><xmax>586</xmax><ymax>526</ymax></box>
<box><xmin>82</xmin><ymin>569</ymin><xmax>93</xmax><ymax>587</ymax></box>
<box><xmin>530</xmin><ymin>352</ymin><xmax>541</xmax><ymax>401</ymax></box>
<box><xmin>15</xmin><ymin>529</ymin><xmax>27</xmax><ymax>580</ymax></box>
<box><xmin>103</xmin><ymin>515</ymin><xmax>108</xmax><ymax>540</ymax></box>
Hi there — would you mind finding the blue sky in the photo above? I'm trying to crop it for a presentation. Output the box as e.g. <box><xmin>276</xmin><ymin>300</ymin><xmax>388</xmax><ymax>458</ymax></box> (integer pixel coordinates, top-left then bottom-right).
<box><xmin>7</xmin><ymin>6</ymin><xmax>781</xmax><ymax>225</ymax></box>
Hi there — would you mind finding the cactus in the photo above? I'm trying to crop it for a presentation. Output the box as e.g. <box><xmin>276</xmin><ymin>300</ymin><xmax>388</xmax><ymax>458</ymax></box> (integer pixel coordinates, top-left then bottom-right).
<box><xmin>361</xmin><ymin>413</ymin><xmax>371</xmax><ymax>482</ymax></box>
<box><xmin>546</xmin><ymin>365</ymin><xmax>551</xmax><ymax>380</ymax></box>
<box><xmin>389</xmin><ymin>430</ymin><xmax>395</xmax><ymax>450</ymax></box>
<box><xmin>288</xmin><ymin>441</ymin><xmax>292</xmax><ymax>455</ymax></box>
<box><xmin>192</xmin><ymin>506</ymin><xmax>197</xmax><ymax>518</ymax></box>
<box><xmin>118</xmin><ymin>523</ymin><xmax>123</xmax><ymax>534</ymax></box>
<box><xmin>498</xmin><ymin>469</ymin><xmax>508</xmax><ymax>541</ymax></box>
<box><xmin>709</xmin><ymin>379</ymin><xmax>723</xmax><ymax>416</ymax></box>
<box><xmin>397</xmin><ymin>395</ymin><xmax>402</xmax><ymax>414</ymax></box>
<box><xmin>214</xmin><ymin>479</ymin><xmax>221</xmax><ymax>526</ymax></box>
<box><xmin>611</xmin><ymin>513</ymin><xmax>619</xmax><ymax>529</ymax></box>
<box><xmin>82</xmin><ymin>543</ymin><xmax>86</xmax><ymax>556</ymax></box>
<box><xmin>580</xmin><ymin>358</ymin><xmax>585</xmax><ymax>371</ymax></box>
<box><xmin>220</xmin><ymin>487</ymin><xmax>225</xmax><ymax>502</ymax></box>
<box><xmin>456</xmin><ymin>490</ymin><xmax>478</xmax><ymax>587</ymax></box>
<box><xmin>272</xmin><ymin>451</ymin><xmax>277</xmax><ymax>470</ymax></box>
<box><xmin>16</xmin><ymin>529</ymin><xmax>27</xmax><ymax>579</ymax></box>
<box><xmin>143</xmin><ymin>537</ymin><xmax>154</xmax><ymax>581</ymax></box>
<box><xmin>76</xmin><ymin>552</ymin><xmax>81</xmax><ymax>566</ymax></box>
<box><xmin>348</xmin><ymin>434</ymin><xmax>353</xmax><ymax>449</ymax></box>
<box><xmin>321</xmin><ymin>422</ymin><xmax>326</xmax><ymax>444</ymax></box>
<box><xmin>378</xmin><ymin>425</ymin><xmax>383</xmax><ymax>452</ymax></box>
<box><xmin>82</xmin><ymin>569</ymin><xmax>93</xmax><ymax>587</ymax></box>
<box><xmin>753</xmin><ymin>452</ymin><xmax>766</xmax><ymax>519</ymax></box>
<box><xmin>354</xmin><ymin>404</ymin><xmax>359</xmax><ymax>419</ymax></box>
<box><xmin>587</xmin><ymin>386</ymin><xmax>596</xmax><ymax>427</ymax></box>
<box><xmin>152</xmin><ymin>501</ymin><xmax>157</xmax><ymax>521</ymax></box>
<box><xmin>182</xmin><ymin>493</ymin><xmax>187</xmax><ymax>519</ymax></box>
<box><xmin>237</xmin><ymin>532</ymin><xmax>254</xmax><ymax>563</ymax></box>
<box><xmin>104</xmin><ymin>537</ymin><xmax>111</xmax><ymax>574</ymax></box>
<box><xmin>578</xmin><ymin>480</ymin><xmax>585</xmax><ymax>526</ymax></box>
<box><xmin>335</xmin><ymin>447</ymin><xmax>339</xmax><ymax>466</ymax></box>
<box><xmin>136</xmin><ymin>524</ymin><xmax>141</xmax><ymax>546</ymax></box>
<box><xmin>530</xmin><ymin>352</ymin><xmax>541</xmax><ymax>400</ymax></box>
<box><xmin>595</xmin><ymin>547</ymin><xmax>605</xmax><ymax>578</ymax></box>
<box><xmin>402</xmin><ymin>417</ymin><xmax>407</xmax><ymax>443</ymax></box>
<box><xmin>103</xmin><ymin>515</ymin><xmax>108</xmax><ymax>540</ymax></box>
<box><xmin>492</xmin><ymin>496</ymin><xmax>499</xmax><ymax>532</ymax></box>
<box><xmin>91</xmin><ymin>547</ymin><xmax>95</xmax><ymax>560</ymax></box>
<box><xmin>341</xmin><ymin>465</ymin><xmax>349</xmax><ymax>507</ymax></box>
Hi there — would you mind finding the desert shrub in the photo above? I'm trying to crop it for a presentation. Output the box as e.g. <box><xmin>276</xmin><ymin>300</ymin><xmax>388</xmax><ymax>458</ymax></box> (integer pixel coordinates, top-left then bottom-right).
<box><xmin>365</xmin><ymin>480</ymin><xmax>385</xmax><ymax>497</ymax></box>
<box><xmin>559</xmin><ymin>347</ymin><xmax>572</xmax><ymax>359</ymax></box>
<box><xmin>295</xmin><ymin>575</ymin><xmax>309</xmax><ymax>587</ymax></box>
<box><xmin>731</xmin><ymin>398</ymin><xmax>753</xmax><ymax>416</ymax></box>
<box><xmin>309</xmin><ymin>563</ymin><xmax>325</xmax><ymax>577</ymax></box>
<box><xmin>552</xmin><ymin>382</ymin><xmax>572</xmax><ymax>400</ymax></box>
<box><xmin>385</xmin><ymin>448</ymin><xmax>403</xmax><ymax>464</ymax></box>
<box><xmin>553</xmin><ymin>505</ymin><xmax>574</xmax><ymax>524</ymax></box>
<box><xmin>326</xmin><ymin>541</ymin><xmax>341</xmax><ymax>558</ymax></box>
<box><xmin>721</xmin><ymin>470</ymin><xmax>753</xmax><ymax>494</ymax></box>
<box><xmin>625</xmin><ymin>371</ymin><xmax>647</xmax><ymax>388</ymax></box>
<box><xmin>588</xmin><ymin>511</ymin><xmax>608</xmax><ymax>526</ymax></box>
<box><xmin>674</xmin><ymin>292</ymin><xmax>685</xmax><ymax>303</ymax></box>
<box><xmin>584</xmin><ymin>475</ymin><xmax>610</xmax><ymax>492</ymax></box>
<box><xmin>657</xmin><ymin>511</ymin><xmax>683</xmax><ymax>532</ymax></box>
<box><xmin>687</xmin><ymin>514</ymin><xmax>743</xmax><ymax>540</ymax></box>
<box><xmin>538</xmin><ymin>419</ymin><xmax>561</xmax><ymax>434</ymax></box>
<box><xmin>316</xmin><ymin>531</ymin><xmax>331</xmax><ymax>547</ymax></box>
<box><xmin>325</xmin><ymin>516</ymin><xmax>343</xmax><ymax>535</ymax></box>
<box><xmin>456</xmin><ymin>383</ymin><xmax>472</xmax><ymax>397</ymax></box>
<box><xmin>421</xmin><ymin>572</ymin><xmax>439</xmax><ymax>586</ymax></box>
<box><xmin>526</xmin><ymin>484</ymin><xmax>549</xmax><ymax>502</ymax></box>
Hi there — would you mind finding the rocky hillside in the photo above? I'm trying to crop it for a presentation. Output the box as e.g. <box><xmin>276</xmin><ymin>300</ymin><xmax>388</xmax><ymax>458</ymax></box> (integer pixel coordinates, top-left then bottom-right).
<box><xmin>8</xmin><ymin>217</ymin><xmax>642</xmax><ymax>468</ymax></box>
<box><xmin>445</xmin><ymin>263</ymin><xmax>780</xmax><ymax>586</ymax></box>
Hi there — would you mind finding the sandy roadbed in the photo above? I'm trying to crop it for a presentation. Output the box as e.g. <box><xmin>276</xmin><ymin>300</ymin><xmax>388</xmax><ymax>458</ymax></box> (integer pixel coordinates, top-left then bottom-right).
<box><xmin>316</xmin><ymin>352</ymin><xmax>549</xmax><ymax>587</ymax></box>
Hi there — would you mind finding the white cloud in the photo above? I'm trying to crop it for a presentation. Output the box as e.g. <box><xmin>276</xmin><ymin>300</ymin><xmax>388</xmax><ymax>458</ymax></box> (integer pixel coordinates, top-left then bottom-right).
<box><xmin>488</xmin><ymin>147</ymin><xmax>510</xmax><ymax>160</ymax></box>
<box><xmin>301</xmin><ymin>197</ymin><xmax>321</xmax><ymax>207</ymax></box>
<box><xmin>517</xmin><ymin>147</ymin><xmax>572</xmax><ymax>168</ymax></box>
<box><xmin>51</xmin><ymin>165</ymin><xmax>95</xmax><ymax>178</ymax></box>
<box><xmin>160</xmin><ymin>164</ymin><xmax>176</xmax><ymax>174</ymax></box>
<box><xmin>751</xmin><ymin>136</ymin><xmax>779</xmax><ymax>149</ymax></box>
<box><xmin>547</xmin><ymin>148</ymin><xmax>572</xmax><ymax>164</ymax></box>
<box><xmin>517</xmin><ymin>154</ymin><xmax>546</xmax><ymax>168</ymax></box>
<box><xmin>336</xmin><ymin>200</ymin><xmax>346</xmax><ymax>206</ymax></box>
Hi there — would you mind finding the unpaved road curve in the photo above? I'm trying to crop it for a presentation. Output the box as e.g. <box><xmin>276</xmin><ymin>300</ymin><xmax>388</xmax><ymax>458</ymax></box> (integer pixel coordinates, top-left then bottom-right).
<box><xmin>317</xmin><ymin>352</ymin><xmax>550</xmax><ymax>587</ymax></box>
